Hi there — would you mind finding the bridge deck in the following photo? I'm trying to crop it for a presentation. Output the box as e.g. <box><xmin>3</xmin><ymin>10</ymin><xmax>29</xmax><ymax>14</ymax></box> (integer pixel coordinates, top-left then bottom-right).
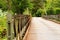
<box><xmin>23</xmin><ymin>17</ymin><xmax>60</xmax><ymax>40</ymax></box>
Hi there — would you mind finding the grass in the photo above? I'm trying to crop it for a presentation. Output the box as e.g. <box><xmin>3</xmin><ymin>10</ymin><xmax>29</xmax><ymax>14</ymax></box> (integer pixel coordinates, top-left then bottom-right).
<box><xmin>0</xmin><ymin>36</ymin><xmax>7</xmax><ymax>40</ymax></box>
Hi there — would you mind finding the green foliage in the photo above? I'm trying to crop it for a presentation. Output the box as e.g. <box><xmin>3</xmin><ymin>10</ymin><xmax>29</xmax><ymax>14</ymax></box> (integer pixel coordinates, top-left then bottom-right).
<box><xmin>44</xmin><ymin>0</ymin><xmax>60</xmax><ymax>15</ymax></box>
<box><xmin>0</xmin><ymin>0</ymin><xmax>7</xmax><ymax>11</ymax></box>
<box><xmin>46</xmin><ymin>8</ymin><xmax>55</xmax><ymax>15</ymax></box>
<box><xmin>0</xmin><ymin>0</ymin><xmax>60</xmax><ymax>16</ymax></box>
<box><xmin>52</xmin><ymin>0</ymin><xmax>60</xmax><ymax>8</ymax></box>
<box><xmin>56</xmin><ymin>9</ymin><xmax>60</xmax><ymax>14</ymax></box>
<box><xmin>0</xmin><ymin>9</ymin><xmax>7</xmax><ymax>31</ymax></box>
<box><xmin>31</xmin><ymin>0</ymin><xmax>44</xmax><ymax>13</ymax></box>
<box><xmin>11</xmin><ymin>0</ymin><xmax>32</xmax><ymax>14</ymax></box>
<box><xmin>0</xmin><ymin>0</ymin><xmax>33</xmax><ymax>14</ymax></box>
<box><xmin>0</xmin><ymin>9</ymin><xmax>7</xmax><ymax>40</ymax></box>
<box><xmin>36</xmin><ymin>9</ymin><xmax>45</xmax><ymax>17</ymax></box>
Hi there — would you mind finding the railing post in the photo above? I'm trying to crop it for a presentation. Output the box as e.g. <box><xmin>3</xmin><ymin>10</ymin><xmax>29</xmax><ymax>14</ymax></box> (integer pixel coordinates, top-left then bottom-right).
<box><xmin>7</xmin><ymin>13</ymin><xmax>13</xmax><ymax>40</ymax></box>
<box><xmin>18</xmin><ymin>19</ymin><xmax>21</xmax><ymax>40</ymax></box>
<box><xmin>7</xmin><ymin>21</ymin><xmax>11</xmax><ymax>40</ymax></box>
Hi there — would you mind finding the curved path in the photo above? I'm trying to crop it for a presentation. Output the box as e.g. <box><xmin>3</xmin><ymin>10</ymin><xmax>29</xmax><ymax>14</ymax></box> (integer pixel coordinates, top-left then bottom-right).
<box><xmin>23</xmin><ymin>17</ymin><xmax>60</xmax><ymax>40</ymax></box>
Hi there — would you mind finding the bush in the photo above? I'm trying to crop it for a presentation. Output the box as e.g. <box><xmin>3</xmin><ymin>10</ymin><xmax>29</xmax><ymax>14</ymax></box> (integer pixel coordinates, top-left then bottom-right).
<box><xmin>0</xmin><ymin>9</ymin><xmax>7</xmax><ymax>38</ymax></box>
<box><xmin>56</xmin><ymin>9</ymin><xmax>60</xmax><ymax>15</ymax></box>
<box><xmin>36</xmin><ymin>9</ymin><xmax>44</xmax><ymax>17</ymax></box>
<box><xmin>36</xmin><ymin>10</ymin><xmax>41</xmax><ymax>17</ymax></box>
<box><xmin>47</xmin><ymin>9</ymin><xmax>55</xmax><ymax>15</ymax></box>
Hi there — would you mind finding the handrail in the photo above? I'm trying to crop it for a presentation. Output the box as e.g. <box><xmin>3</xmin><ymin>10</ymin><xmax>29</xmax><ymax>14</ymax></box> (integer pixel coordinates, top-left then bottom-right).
<box><xmin>7</xmin><ymin>14</ymin><xmax>31</xmax><ymax>40</ymax></box>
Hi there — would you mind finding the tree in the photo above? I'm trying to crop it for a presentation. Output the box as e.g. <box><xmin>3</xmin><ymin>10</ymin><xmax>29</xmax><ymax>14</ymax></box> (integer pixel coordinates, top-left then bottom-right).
<box><xmin>31</xmin><ymin>0</ymin><xmax>46</xmax><ymax>16</ymax></box>
<box><xmin>11</xmin><ymin>0</ymin><xmax>32</xmax><ymax>14</ymax></box>
<box><xmin>0</xmin><ymin>0</ymin><xmax>32</xmax><ymax>14</ymax></box>
<box><xmin>45</xmin><ymin>0</ymin><xmax>60</xmax><ymax>15</ymax></box>
<box><xmin>0</xmin><ymin>0</ymin><xmax>7</xmax><ymax>11</ymax></box>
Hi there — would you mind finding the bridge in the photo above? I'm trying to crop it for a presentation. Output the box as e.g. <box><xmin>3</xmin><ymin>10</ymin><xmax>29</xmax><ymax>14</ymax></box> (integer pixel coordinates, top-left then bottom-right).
<box><xmin>7</xmin><ymin>14</ymin><xmax>60</xmax><ymax>40</ymax></box>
